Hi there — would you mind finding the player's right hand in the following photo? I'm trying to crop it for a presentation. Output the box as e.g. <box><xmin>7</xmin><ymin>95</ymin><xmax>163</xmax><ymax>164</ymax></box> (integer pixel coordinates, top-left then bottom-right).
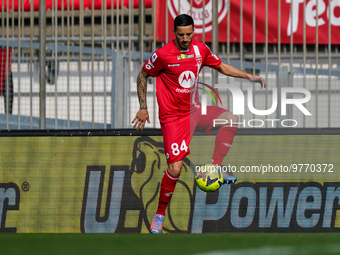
<box><xmin>132</xmin><ymin>109</ymin><xmax>151</xmax><ymax>131</ymax></box>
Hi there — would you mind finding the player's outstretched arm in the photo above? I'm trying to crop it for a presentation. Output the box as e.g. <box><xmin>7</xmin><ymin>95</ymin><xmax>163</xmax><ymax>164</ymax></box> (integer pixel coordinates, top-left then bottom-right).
<box><xmin>132</xmin><ymin>69</ymin><xmax>151</xmax><ymax>130</ymax></box>
<box><xmin>216</xmin><ymin>62</ymin><xmax>267</xmax><ymax>89</ymax></box>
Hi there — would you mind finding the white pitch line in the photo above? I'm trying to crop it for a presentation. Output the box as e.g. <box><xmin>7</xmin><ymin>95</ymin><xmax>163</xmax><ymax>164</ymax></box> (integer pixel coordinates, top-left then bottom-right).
<box><xmin>191</xmin><ymin>243</ymin><xmax>340</xmax><ymax>255</ymax></box>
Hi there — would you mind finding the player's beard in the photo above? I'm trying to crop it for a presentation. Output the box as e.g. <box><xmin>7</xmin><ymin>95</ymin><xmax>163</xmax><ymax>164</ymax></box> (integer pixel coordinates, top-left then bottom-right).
<box><xmin>179</xmin><ymin>39</ymin><xmax>191</xmax><ymax>50</ymax></box>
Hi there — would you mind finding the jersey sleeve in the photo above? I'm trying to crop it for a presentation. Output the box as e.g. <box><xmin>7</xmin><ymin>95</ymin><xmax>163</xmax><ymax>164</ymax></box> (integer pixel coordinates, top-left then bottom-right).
<box><xmin>142</xmin><ymin>51</ymin><xmax>163</xmax><ymax>77</ymax></box>
<box><xmin>203</xmin><ymin>44</ymin><xmax>222</xmax><ymax>69</ymax></box>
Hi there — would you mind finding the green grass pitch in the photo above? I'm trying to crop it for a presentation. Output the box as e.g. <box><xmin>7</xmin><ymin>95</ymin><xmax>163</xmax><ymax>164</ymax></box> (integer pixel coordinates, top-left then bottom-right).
<box><xmin>1</xmin><ymin>233</ymin><xmax>340</xmax><ymax>255</ymax></box>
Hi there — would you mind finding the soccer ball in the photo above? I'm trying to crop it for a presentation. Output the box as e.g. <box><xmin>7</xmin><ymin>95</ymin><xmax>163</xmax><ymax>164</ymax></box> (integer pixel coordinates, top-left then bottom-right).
<box><xmin>195</xmin><ymin>164</ymin><xmax>223</xmax><ymax>192</ymax></box>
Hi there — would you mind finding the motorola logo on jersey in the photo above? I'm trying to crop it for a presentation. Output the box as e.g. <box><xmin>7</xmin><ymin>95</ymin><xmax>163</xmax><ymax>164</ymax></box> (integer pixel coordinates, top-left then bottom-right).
<box><xmin>178</xmin><ymin>71</ymin><xmax>196</xmax><ymax>88</ymax></box>
<box><xmin>167</xmin><ymin>0</ymin><xmax>228</xmax><ymax>33</ymax></box>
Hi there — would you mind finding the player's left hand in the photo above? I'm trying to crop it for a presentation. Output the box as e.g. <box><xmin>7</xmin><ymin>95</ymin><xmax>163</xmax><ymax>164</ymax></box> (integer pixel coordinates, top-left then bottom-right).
<box><xmin>248</xmin><ymin>75</ymin><xmax>267</xmax><ymax>89</ymax></box>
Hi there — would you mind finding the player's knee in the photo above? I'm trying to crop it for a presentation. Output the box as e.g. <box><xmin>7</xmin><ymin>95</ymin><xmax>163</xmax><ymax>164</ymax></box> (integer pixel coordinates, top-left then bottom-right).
<box><xmin>231</xmin><ymin>114</ymin><xmax>239</xmax><ymax>124</ymax></box>
<box><xmin>168</xmin><ymin>162</ymin><xmax>182</xmax><ymax>177</ymax></box>
<box><xmin>217</xmin><ymin>112</ymin><xmax>239</xmax><ymax>126</ymax></box>
<box><xmin>170</xmin><ymin>167</ymin><xmax>181</xmax><ymax>177</ymax></box>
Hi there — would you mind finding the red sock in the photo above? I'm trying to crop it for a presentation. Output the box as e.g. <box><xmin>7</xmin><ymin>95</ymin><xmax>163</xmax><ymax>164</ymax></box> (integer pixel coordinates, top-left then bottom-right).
<box><xmin>211</xmin><ymin>124</ymin><xmax>238</xmax><ymax>166</ymax></box>
<box><xmin>156</xmin><ymin>170</ymin><xmax>179</xmax><ymax>216</ymax></box>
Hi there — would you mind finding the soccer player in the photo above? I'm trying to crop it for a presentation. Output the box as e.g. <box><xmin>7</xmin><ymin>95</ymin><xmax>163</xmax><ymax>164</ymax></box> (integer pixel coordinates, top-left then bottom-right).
<box><xmin>132</xmin><ymin>14</ymin><xmax>266</xmax><ymax>234</ymax></box>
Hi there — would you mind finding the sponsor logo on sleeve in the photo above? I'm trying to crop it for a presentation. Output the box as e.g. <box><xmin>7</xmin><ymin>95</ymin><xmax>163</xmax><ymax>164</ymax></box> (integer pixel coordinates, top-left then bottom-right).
<box><xmin>145</xmin><ymin>59</ymin><xmax>155</xmax><ymax>70</ymax></box>
<box><xmin>151</xmin><ymin>53</ymin><xmax>157</xmax><ymax>63</ymax></box>
<box><xmin>212</xmin><ymin>54</ymin><xmax>219</xmax><ymax>60</ymax></box>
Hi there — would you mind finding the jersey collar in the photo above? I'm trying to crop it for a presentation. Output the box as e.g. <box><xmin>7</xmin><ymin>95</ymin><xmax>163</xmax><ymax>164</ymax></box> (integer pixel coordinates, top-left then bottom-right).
<box><xmin>171</xmin><ymin>39</ymin><xmax>196</xmax><ymax>53</ymax></box>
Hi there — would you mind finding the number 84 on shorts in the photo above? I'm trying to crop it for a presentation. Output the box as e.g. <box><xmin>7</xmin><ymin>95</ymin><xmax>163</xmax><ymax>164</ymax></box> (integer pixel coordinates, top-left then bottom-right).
<box><xmin>165</xmin><ymin>140</ymin><xmax>189</xmax><ymax>162</ymax></box>
<box><xmin>171</xmin><ymin>140</ymin><xmax>188</xmax><ymax>156</ymax></box>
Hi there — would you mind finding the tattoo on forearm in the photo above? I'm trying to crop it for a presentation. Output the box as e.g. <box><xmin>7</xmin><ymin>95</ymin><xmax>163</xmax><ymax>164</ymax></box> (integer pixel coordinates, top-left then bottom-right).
<box><xmin>137</xmin><ymin>71</ymin><xmax>148</xmax><ymax>108</ymax></box>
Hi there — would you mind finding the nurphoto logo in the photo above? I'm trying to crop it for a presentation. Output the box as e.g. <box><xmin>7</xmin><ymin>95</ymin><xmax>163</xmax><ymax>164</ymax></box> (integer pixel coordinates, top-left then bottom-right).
<box><xmin>199</xmin><ymin>83</ymin><xmax>312</xmax><ymax>128</ymax></box>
